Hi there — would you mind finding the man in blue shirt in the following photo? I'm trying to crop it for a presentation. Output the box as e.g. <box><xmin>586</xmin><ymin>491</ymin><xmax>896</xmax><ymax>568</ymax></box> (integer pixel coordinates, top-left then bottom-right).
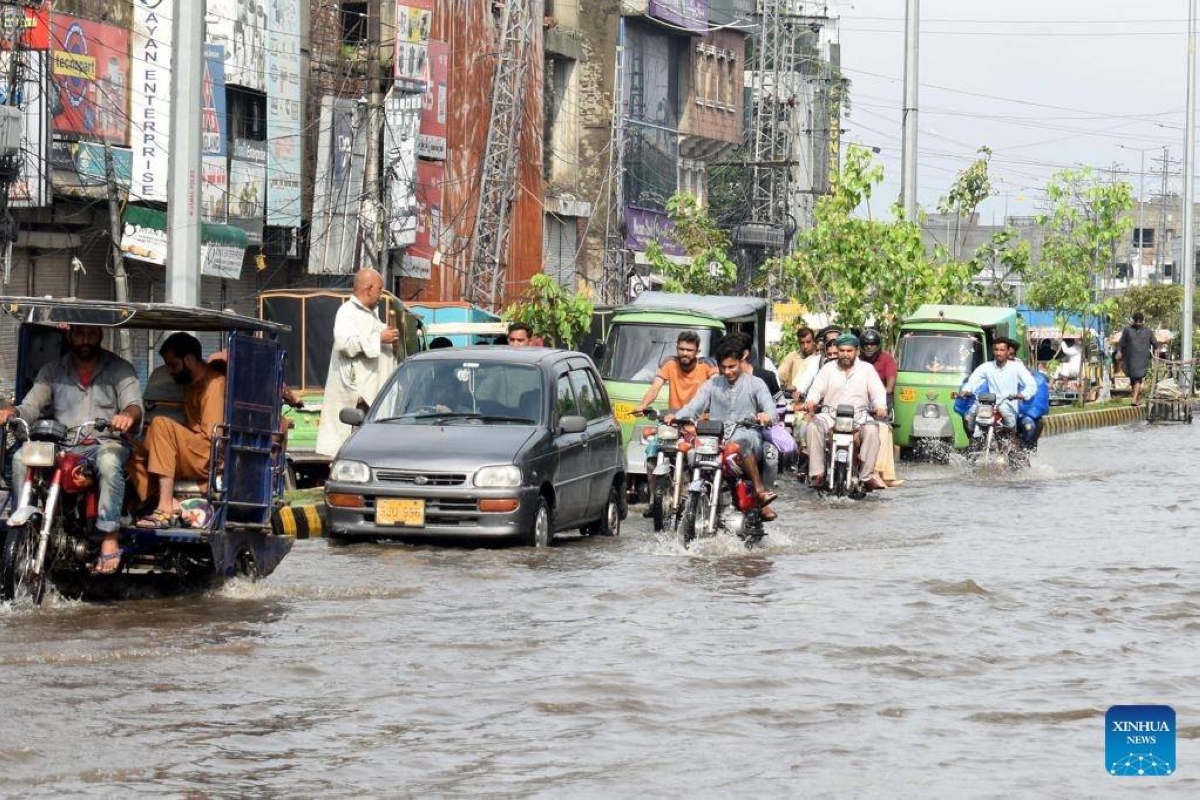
<box><xmin>958</xmin><ymin>337</ymin><xmax>1037</xmax><ymax>431</ymax></box>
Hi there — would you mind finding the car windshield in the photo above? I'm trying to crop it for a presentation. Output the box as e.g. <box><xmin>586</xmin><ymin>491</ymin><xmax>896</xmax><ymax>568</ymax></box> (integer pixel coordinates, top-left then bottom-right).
<box><xmin>370</xmin><ymin>360</ymin><xmax>543</xmax><ymax>425</ymax></box>
<box><xmin>897</xmin><ymin>332</ymin><xmax>982</xmax><ymax>375</ymax></box>
<box><xmin>602</xmin><ymin>324</ymin><xmax>715</xmax><ymax>382</ymax></box>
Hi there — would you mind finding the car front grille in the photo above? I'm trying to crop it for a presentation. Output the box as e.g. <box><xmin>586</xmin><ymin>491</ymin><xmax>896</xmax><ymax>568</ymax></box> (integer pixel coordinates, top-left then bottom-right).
<box><xmin>374</xmin><ymin>470</ymin><xmax>468</xmax><ymax>487</ymax></box>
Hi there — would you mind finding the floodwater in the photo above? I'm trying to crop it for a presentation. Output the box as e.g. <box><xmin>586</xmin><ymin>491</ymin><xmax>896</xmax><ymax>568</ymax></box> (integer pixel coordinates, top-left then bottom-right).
<box><xmin>2</xmin><ymin>422</ymin><xmax>1198</xmax><ymax>796</ymax></box>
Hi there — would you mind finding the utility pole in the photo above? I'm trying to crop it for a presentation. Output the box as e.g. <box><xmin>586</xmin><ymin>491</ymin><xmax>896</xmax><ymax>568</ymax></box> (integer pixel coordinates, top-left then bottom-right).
<box><xmin>1118</xmin><ymin>144</ymin><xmax>1156</xmax><ymax>283</ymax></box>
<box><xmin>361</xmin><ymin>0</ymin><xmax>385</xmax><ymax>282</ymax></box>
<box><xmin>165</xmin><ymin>0</ymin><xmax>203</xmax><ymax>306</ymax></box>
<box><xmin>1151</xmin><ymin>147</ymin><xmax>1180</xmax><ymax>279</ymax></box>
<box><xmin>103</xmin><ymin>144</ymin><xmax>132</xmax><ymax>360</ymax></box>
<box><xmin>900</xmin><ymin>0</ymin><xmax>919</xmax><ymax>221</ymax></box>
<box><xmin>1183</xmin><ymin>0</ymin><xmax>1196</xmax><ymax>385</ymax></box>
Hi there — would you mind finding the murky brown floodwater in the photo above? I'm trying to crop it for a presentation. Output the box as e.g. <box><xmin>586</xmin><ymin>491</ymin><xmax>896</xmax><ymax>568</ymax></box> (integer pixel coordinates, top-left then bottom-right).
<box><xmin>2</xmin><ymin>422</ymin><xmax>1198</xmax><ymax>795</ymax></box>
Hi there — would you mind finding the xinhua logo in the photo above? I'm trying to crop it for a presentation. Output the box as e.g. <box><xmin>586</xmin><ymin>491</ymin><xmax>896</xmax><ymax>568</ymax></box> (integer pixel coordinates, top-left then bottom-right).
<box><xmin>1106</xmin><ymin>705</ymin><xmax>1175</xmax><ymax>777</ymax></box>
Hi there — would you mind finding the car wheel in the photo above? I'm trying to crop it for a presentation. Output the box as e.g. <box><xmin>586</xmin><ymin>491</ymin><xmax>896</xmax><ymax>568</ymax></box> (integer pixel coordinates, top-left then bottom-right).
<box><xmin>596</xmin><ymin>484</ymin><xmax>621</xmax><ymax>537</ymax></box>
<box><xmin>527</xmin><ymin>497</ymin><xmax>553</xmax><ymax>548</ymax></box>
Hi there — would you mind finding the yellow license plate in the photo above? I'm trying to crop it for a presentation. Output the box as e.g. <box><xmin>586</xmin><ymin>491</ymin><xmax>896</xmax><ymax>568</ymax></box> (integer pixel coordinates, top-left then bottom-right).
<box><xmin>898</xmin><ymin>387</ymin><xmax>917</xmax><ymax>403</ymax></box>
<box><xmin>376</xmin><ymin>498</ymin><xmax>426</xmax><ymax>527</ymax></box>
<box><xmin>614</xmin><ymin>402</ymin><xmax>636</xmax><ymax>423</ymax></box>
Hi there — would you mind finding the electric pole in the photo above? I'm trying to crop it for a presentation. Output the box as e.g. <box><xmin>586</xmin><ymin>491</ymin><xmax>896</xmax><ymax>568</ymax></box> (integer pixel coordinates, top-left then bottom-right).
<box><xmin>1151</xmin><ymin>147</ymin><xmax>1180</xmax><ymax>279</ymax></box>
<box><xmin>900</xmin><ymin>0</ymin><xmax>919</xmax><ymax>221</ymax></box>
<box><xmin>104</xmin><ymin>144</ymin><xmax>132</xmax><ymax>360</ymax></box>
<box><xmin>1183</xmin><ymin>0</ymin><xmax>1196</xmax><ymax>385</ymax></box>
<box><xmin>165</xmin><ymin>0</ymin><xmax>203</xmax><ymax>306</ymax></box>
<box><xmin>361</xmin><ymin>0</ymin><xmax>386</xmax><ymax>283</ymax></box>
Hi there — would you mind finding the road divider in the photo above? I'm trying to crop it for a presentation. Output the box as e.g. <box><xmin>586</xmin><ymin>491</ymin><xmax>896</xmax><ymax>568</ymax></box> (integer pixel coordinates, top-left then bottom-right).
<box><xmin>1042</xmin><ymin>405</ymin><xmax>1146</xmax><ymax>437</ymax></box>
<box><xmin>274</xmin><ymin>502</ymin><xmax>326</xmax><ymax>539</ymax></box>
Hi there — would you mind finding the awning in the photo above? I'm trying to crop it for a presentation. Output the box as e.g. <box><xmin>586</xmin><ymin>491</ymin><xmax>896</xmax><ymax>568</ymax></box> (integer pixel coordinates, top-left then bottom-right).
<box><xmin>121</xmin><ymin>206</ymin><xmax>249</xmax><ymax>280</ymax></box>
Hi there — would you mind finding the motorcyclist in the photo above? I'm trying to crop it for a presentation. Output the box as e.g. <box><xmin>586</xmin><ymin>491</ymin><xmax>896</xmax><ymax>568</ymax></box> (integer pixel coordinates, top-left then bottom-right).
<box><xmin>633</xmin><ymin>331</ymin><xmax>717</xmax><ymax>516</ymax></box>
<box><xmin>0</xmin><ymin>325</ymin><xmax>143</xmax><ymax>574</ymax></box>
<box><xmin>957</xmin><ymin>337</ymin><xmax>1037</xmax><ymax>436</ymax></box>
<box><xmin>666</xmin><ymin>338</ymin><xmax>778</xmax><ymax>521</ymax></box>
<box><xmin>857</xmin><ymin>328</ymin><xmax>903</xmax><ymax>488</ymax></box>
<box><xmin>801</xmin><ymin>333</ymin><xmax>890</xmax><ymax>491</ymax></box>
<box><xmin>1009</xmin><ymin>340</ymin><xmax>1050</xmax><ymax>449</ymax></box>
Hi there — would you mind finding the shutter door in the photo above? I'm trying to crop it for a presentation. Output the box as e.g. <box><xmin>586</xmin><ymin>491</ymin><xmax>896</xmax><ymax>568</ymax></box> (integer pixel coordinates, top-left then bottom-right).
<box><xmin>542</xmin><ymin>214</ymin><xmax>577</xmax><ymax>289</ymax></box>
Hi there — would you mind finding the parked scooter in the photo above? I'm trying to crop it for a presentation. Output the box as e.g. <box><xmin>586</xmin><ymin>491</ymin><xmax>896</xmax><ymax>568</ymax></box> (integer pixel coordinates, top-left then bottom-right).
<box><xmin>676</xmin><ymin>419</ymin><xmax>769</xmax><ymax>548</ymax></box>
<box><xmin>639</xmin><ymin>409</ymin><xmax>692</xmax><ymax>533</ymax></box>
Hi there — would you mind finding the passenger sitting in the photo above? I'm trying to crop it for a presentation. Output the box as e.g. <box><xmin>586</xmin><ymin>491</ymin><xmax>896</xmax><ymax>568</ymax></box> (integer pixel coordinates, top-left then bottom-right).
<box><xmin>143</xmin><ymin>363</ymin><xmax>187</xmax><ymax>426</ymax></box>
<box><xmin>131</xmin><ymin>333</ymin><xmax>226</xmax><ymax>528</ymax></box>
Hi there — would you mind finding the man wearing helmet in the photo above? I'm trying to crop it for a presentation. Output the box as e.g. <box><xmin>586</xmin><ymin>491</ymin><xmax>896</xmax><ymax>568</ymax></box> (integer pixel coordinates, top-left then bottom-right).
<box><xmin>857</xmin><ymin>329</ymin><xmax>903</xmax><ymax>487</ymax></box>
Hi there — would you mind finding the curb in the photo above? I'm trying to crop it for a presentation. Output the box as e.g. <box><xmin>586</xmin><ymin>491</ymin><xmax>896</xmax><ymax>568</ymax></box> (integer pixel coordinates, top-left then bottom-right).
<box><xmin>274</xmin><ymin>502</ymin><xmax>326</xmax><ymax>539</ymax></box>
<box><xmin>1042</xmin><ymin>405</ymin><xmax>1146</xmax><ymax>437</ymax></box>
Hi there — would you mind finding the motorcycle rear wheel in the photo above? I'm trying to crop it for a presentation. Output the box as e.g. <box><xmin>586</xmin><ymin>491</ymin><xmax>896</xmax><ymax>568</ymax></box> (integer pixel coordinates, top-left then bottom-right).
<box><xmin>2</xmin><ymin>524</ymin><xmax>46</xmax><ymax>605</ymax></box>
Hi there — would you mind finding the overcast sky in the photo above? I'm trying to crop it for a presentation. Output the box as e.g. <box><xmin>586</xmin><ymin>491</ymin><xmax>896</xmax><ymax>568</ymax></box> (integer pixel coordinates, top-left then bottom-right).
<box><xmin>833</xmin><ymin>0</ymin><xmax>1191</xmax><ymax>223</ymax></box>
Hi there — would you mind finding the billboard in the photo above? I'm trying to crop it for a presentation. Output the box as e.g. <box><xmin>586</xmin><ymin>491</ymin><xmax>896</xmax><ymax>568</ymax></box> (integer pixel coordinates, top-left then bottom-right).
<box><xmin>50</xmin><ymin>14</ymin><xmax>130</xmax><ymax>144</ymax></box>
<box><xmin>50</xmin><ymin>139</ymin><xmax>131</xmax><ymax>199</ymax></box>
<box><xmin>416</xmin><ymin>40</ymin><xmax>447</xmax><ymax>160</ymax></box>
<box><xmin>0</xmin><ymin>1</ymin><xmax>51</xmax><ymax>51</ymax></box>
<box><xmin>200</xmin><ymin>44</ymin><xmax>229</xmax><ymax>222</ymax></box>
<box><xmin>229</xmin><ymin>139</ymin><xmax>267</xmax><ymax>245</ymax></box>
<box><xmin>394</xmin><ymin>0</ymin><xmax>433</xmax><ymax>92</ymax></box>
<box><xmin>400</xmin><ymin>159</ymin><xmax>443</xmax><ymax>280</ymax></box>
<box><xmin>648</xmin><ymin>0</ymin><xmax>709</xmax><ymax>32</ymax></box>
<box><xmin>307</xmin><ymin>96</ymin><xmax>366</xmax><ymax>275</ymax></box>
<box><xmin>265</xmin><ymin>0</ymin><xmax>302</xmax><ymax>227</ymax></box>
<box><xmin>121</xmin><ymin>205</ymin><xmax>248</xmax><ymax>280</ymax></box>
<box><xmin>623</xmin><ymin>206</ymin><xmax>683</xmax><ymax>256</ymax></box>
<box><xmin>0</xmin><ymin>51</ymin><xmax>49</xmax><ymax>207</ymax></box>
<box><xmin>206</xmin><ymin>0</ymin><xmax>266</xmax><ymax>92</ymax></box>
<box><xmin>384</xmin><ymin>89</ymin><xmax>420</xmax><ymax>249</ymax></box>
<box><xmin>131</xmin><ymin>0</ymin><xmax>171</xmax><ymax>201</ymax></box>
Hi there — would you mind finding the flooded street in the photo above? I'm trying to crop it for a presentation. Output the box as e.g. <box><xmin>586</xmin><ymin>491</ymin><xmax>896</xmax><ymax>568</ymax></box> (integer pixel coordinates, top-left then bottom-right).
<box><xmin>2</xmin><ymin>422</ymin><xmax>1198</xmax><ymax>795</ymax></box>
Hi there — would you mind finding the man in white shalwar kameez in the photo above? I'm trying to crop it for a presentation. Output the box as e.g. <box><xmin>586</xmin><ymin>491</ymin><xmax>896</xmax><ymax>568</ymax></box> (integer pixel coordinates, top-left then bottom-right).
<box><xmin>316</xmin><ymin>269</ymin><xmax>399</xmax><ymax>456</ymax></box>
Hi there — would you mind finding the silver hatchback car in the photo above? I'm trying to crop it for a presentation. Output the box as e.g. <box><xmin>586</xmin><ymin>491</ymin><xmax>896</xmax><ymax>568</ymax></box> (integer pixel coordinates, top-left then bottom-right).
<box><xmin>324</xmin><ymin>347</ymin><xmax>626</xmax><ymax>546</ymax></box>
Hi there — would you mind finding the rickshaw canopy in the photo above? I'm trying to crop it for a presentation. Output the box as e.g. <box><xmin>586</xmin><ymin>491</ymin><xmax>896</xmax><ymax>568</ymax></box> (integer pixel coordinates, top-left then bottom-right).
<box><xmin>0</xmin><ymin>297</ymin><xmax>288</xmax><ymax>334</ymax></box>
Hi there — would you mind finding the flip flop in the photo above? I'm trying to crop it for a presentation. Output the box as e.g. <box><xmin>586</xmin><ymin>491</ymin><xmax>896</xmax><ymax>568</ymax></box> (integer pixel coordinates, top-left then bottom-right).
<box><xmin>760</xmin><ymin>506</ymin><xmax>778</xmax><ymax>522</ymax></box>
<box><xmin>757</xmin><ymin>491</ymin><xmax>778</xmax><ymax>507</ymax></box>
<box><xmin>91</xmin><ymin>550</ymin><xmax>122</xmax><ymax>575</ymax></box>
<box><xmin>136</xmin><ymin>509</ymin><xmax>176</xmax><ymax>529</ymax></box>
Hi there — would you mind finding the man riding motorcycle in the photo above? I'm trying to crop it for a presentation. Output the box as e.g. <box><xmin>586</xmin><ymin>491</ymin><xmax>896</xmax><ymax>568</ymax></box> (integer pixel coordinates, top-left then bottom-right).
<box><xmin>801</xmin><ymin>334</ymin><xmax>890</xmax><ymax>492</ymax></box>
<box><xmin>957</xmin><ymin>337</ymin><xmax>1037</xmax><ymax>438</ymax></box>
<box><xmin>0</xmin><ymin>325</ymin><xmax>143</xmax><ymax>574</ymax></box>
<box><xmin>633</xmin><ymin>330</ymin><xmax>716</xmax><ymax>517</ymax></box>
<box><xmin>666</xmin><ymin>338</ymin><xmax>778</xmax><ymax>521</ymax></box>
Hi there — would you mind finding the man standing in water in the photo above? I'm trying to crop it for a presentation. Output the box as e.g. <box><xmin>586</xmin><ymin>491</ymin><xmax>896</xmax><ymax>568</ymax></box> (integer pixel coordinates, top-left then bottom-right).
<box><xmin>316</xmin><ymin>268</ymin><xmax>399</xmax><ymax>456</ymax></box>
<box><xmin>1117</xmin><ymin>312</ymin><xmax>1155</xmax><ymax>407</ymax></box>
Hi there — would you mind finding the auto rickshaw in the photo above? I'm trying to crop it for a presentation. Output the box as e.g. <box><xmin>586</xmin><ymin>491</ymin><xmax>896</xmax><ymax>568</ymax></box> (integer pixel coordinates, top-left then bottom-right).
<box><xmin>0</xmin><ymin>297</ymin><xmax>293</xmax><ymax>603</ymax></box>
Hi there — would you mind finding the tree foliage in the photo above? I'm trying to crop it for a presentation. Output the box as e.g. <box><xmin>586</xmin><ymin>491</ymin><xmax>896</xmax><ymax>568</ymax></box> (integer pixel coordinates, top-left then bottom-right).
<box><xmin>1112</xmin><ymin>283</ymin><xmax>1188</xmax><ymax>332</ymax></box>
<box><xmin>937</xmin><ymin>146</ymin><xmax>993</xmax><ymax>261</ymax></box>
<box><xmin>644</xmin><ymin>193</ymin><xmax>737</xmax><ymax>295</ymax></box>
<box><xmin>965</xmin><ymin>228</ymin><xmax>1032</xmax><ymax>305</ymax></box>
<box><xmin>503</xmin><ymin>274</ymin><xmax>593</xmax><ymax>349</ymax></box>
<box><xmin>770</xmin><ymin>145</ymin><xmax>973</xmax><ymax>338</ymax></box>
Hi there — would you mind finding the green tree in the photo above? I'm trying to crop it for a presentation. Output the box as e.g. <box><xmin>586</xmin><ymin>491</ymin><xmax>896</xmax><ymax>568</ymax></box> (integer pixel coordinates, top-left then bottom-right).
<box><xmin>644</xmin><ymin>193</ymin><xmax>738</xmax><ymax>295</ymax></box>
<box><xmin>771</xmin><ymin>145</ymin><xmax>973</xmax><ymax>341</ymax></box>
<box><xmin>1026</xmin><ymin>167</ymin><xmax>1133</xmax><ymax>403</ymax></box>
<box><xmin>965</xmin><ymin>229</ymin><xmax>1032</xmax><ymax>305</ymax></box>
<box><xmin>503</xmin><ymin>274</ymin><xmax>593</xmax><ymax>349</ymax></box>
<box><xmin>937</xmin><ymin>146</ymin><xmax>993</xmax><ymax>261</ymax></box>
<box><xmin>1113</xmin><ymin>283</ymin><xmax>1189</xmax><ymax>332</ymax></box>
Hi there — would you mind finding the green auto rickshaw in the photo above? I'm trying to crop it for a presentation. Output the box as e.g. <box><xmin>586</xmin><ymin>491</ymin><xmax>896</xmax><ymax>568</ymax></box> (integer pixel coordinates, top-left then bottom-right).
<box><xmin>892</xmin><ymin>304</ymin><xmax>1026</xmax><ymax>456</ymax></box>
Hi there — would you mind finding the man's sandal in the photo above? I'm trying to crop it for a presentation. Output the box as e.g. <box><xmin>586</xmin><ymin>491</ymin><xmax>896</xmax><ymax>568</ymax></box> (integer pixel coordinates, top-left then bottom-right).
<box><xmin>135</xmin><ymin>509</ymin><xmax>176</xmax><ymax>529</ymax></box>
<box><xmin>91</xmin><ymin>550</ymin><xmax>123</xmax><ymax>575</ymax></box>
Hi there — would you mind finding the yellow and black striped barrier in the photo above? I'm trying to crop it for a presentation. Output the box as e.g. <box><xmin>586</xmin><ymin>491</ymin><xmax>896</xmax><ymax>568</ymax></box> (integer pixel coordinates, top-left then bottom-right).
<box><xmin>1042</xmin><ymin>405</ymin><xmax>1146</xmax><ymax>437</ymax></box>
<box><xmin>273</xmin><ymin>503</ymin><xmax>325</xmax><ymax>539</ymax></box>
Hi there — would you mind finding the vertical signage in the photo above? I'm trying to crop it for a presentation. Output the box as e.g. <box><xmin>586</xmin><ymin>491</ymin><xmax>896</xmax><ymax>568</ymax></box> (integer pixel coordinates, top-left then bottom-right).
<box><xmin>0</xmin><ymin>51</ymin><xmax>49</xmax><ymax>207</ymax></box>
<box><xmin>131</xmin><ymin>0</ymin><xmax>171</xmax><ymax>201</ymax></box>
<box><xmin>394</xmin><ymin>0</ymin><xmax>433</xmax><ymax>92</ymax></box>
<box><xmin>265</xmin><ymin>0</ymin><xmax>302</xmax><ymax>227</ymax></box>
<box><xmin>201</xmin><ymin>44</ymin><xmax>229</xmax><ymax>223</ymax></box>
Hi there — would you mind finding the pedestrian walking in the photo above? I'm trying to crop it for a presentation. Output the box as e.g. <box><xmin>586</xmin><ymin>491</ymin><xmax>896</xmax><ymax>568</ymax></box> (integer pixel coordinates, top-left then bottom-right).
<box><xmin>1117</xmin><ymin>312</ymin><xmax>1155</xmax><ymax>406</ymax></box>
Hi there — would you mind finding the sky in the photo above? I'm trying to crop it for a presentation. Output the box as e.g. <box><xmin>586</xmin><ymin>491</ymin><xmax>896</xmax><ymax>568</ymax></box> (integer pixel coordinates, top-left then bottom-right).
<box><xmin>833</xmin><ymin>0</ymin><xmax>1192</xmax><ymax>224</ymax></box>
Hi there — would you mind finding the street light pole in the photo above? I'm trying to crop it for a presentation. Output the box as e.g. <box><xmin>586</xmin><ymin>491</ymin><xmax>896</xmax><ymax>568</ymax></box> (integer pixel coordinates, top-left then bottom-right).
<box><xmin>1117</xmin><ymin>144</ymin><xmax>1156</xmax><ymax>284</ymax></box>
<box><xmin>901</xmin><ymin>0</ymin><xmax>919</xmax><ymax>222</ymax></box>
<box><xmin>1183</xmin><ymin>0</ymin><xmax>1196</xmax><ymax>384</ymax></box>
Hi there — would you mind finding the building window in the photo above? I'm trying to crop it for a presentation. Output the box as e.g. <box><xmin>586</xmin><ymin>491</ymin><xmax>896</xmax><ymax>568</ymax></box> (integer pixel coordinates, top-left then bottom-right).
<box><xmin>342</xmin><ymin>1</ymin><xmax>368</xmax><ymax>45</ymax></box>
<box><xmin>1133</xmin><ymin>228</ymin><xmax>1155</xmax><ymax>247</ymax></box>
<box><xmin>227</xmin><ymin>87</ymin><xmax>266</xmax><ymax>141</ymax></box>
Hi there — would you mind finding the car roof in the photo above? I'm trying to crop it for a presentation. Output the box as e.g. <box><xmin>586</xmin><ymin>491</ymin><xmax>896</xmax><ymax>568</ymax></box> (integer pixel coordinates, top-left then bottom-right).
<box><xmin>408</xmin><ymin>345</ymin><xmax>589</xmax><ymax>366</ymax></box>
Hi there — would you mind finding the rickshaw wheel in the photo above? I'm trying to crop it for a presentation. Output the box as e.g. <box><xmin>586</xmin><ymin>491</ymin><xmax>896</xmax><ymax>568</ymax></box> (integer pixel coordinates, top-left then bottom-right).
<box><xmin>234</xmin><ymin>548</ymin><xmax>260</xmax><ymax>582</ymax></box>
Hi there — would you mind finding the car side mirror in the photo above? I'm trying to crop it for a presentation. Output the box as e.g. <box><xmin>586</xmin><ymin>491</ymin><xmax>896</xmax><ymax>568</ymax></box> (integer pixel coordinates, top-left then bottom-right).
<box><xmin>558</xmin><ymin>415</ymin><xmax>587</xmax><ymax>435</ymax></box>
<box><xmin>339</xmin><ymin>407</ymin><xmax>365</xmax><ymax>427</ymax></box>
<box><xmin>591</xmin><ymin>341</ymin><xmax>607</xmax><ymax>361</ymax></box>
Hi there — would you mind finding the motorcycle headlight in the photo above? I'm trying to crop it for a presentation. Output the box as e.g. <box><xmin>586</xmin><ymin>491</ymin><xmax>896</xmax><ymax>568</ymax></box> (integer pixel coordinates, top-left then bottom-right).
<box><xmin>696</xmin><ymin>436</ymin><xmax>720</xmax><ymax>456</ymax></box>
<box><xmin>474</xmin><ymin>465</ymin><xmax>522</xmax><ymax>488</ymax></box>
<box><xmin>19</xmin><ymin>441</ymin><xmax>56</xmax><ymax>468</ymax></box>
<box><xmin>834</xmin><ymin>416</ymin><xmax>855</xmax><ymax>433</ymax></box>
<box><xmin>656</xmin><ymin>424</ymin><xmax>679</xmax><ymax>442</ymax></box>
<box><xmin>976</xmin><ymin>405</ymin><xmax>995</xmax><ymax>422</ymax></box>
<box><xmin>330</xmin><ymin>459</ymin><xmax>371</xmax><ymax>484</ymax></box>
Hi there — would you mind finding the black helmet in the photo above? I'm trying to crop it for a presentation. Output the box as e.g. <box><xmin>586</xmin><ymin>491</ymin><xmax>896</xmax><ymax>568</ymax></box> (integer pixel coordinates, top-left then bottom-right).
<box><xmin>860</xmin><ymin>328</ymin><xmax>882</xmax><ymax>346</ymax></box>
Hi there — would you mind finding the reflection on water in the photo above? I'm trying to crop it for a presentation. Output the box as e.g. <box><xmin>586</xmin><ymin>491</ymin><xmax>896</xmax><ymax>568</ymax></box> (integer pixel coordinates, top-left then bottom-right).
<box><xmin>1</xmin><ymin>423</ymin><xmax>1199</xmax><ymax>794</ymax></box>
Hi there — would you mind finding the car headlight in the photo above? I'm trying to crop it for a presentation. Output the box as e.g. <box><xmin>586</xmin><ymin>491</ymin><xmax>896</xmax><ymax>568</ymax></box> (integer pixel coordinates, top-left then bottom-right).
<box><xmin>329</xmin><ymin>459</ymin><xmax>371</xmax><ymax>484</ymax></box>
<box><xmin>474</xmin><ymin>465</ymin><xmax>522</xmax><ymax>488</ymax></box>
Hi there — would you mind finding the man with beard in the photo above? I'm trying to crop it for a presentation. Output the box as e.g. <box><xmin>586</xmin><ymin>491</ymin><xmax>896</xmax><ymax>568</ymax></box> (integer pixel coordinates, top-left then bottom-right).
<box><xmin>0</xmin><ymin>325</ymin><xmax>142</xmax><ymax>573</ymax></box>
<box><xmin>801</xmin><ymin>334</ymin><xmax>890</xmax><ymax>491</ymax></box>
<box><xmin>131</xmin><ymin>333</ymin><xmax>226</xmax><ymax>529</ymax></box>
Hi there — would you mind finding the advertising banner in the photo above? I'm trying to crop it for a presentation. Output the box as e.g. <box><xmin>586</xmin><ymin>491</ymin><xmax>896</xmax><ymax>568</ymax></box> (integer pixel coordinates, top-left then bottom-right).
<box><xmin>131</xmin><ymin>0</ymin><xmax>171</xmax><ymax>201</ymax></box>
<box><xmin>206</xmin><ymin>0</ymin><xmax>265</xmax><ymax>92</ymax></box>
<box><xmin>202</xmin><ymin>155</ymin><xmax>228</xmax><ymax>222</ymax></box>
<box><xmin>394</xmin><ymin>0</ymin><xmax>433</xmax><ymax>93</ymax></box>
<box><xmin>50</xmin><ymin>14</ymin><xmax>130</xmax><ymax>144</ymax></box>
<box><xmin>647</xmin><ymin>0</ymin><xmax>709</xmax><ymax>32</ymax></box>
<box><xmin>50</xmin><ymin>139</ymin><xmax>130</xmax><ymax>199</ymax></box>
<box><xmin>623</xmin><ymin>206</ymin><xmax>684</xmax><ymax>256</ymax></box>
<box><xmin>384</xmin><ymin>89</ymin><xmax>419</xmax><ymax>249</ymax></box>
<box><xmin>229</xmin><ymin>138</ymin><xmax>267</xmax><ymax>245</ymax></box>
<box><xmin>0</xmin><ymin>51</ymin><xmax>49</xmax><ymax>207</ymax></box>
<box><xmin>265</xmin><ymin>0</ymin><xmax>302</xmax><ymax>227</ymax></box>
<box><xmin>416</xmin><ymin>40</ymin><xmax>447</xmax><ymax>160</ymax></box>
<box><xmin>200</xmin><ymin>44</ymin><xmax>229</xmax><ymax>222</ymax></box>
<box><xmin>121</xmin><ymin>205</ymin><xmax>248</xmax><ymax>280</ymax></box>
<box><xmin>307</xmin><ymin>96</ymin><xmax>366</xmax><ymax>275</ymax></box>
<box><xmin>400</xmin><ymin>159</ymin><xmax>443</xmax><ymax>280</ymax></box>
<box><xmin>0</xmin><ymin>0</ymin><xmax>51</xmax><ymax>51</ymax></box>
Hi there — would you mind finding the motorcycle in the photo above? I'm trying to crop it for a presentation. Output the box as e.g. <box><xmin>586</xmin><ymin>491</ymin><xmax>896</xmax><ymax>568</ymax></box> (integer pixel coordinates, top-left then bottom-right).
<box><xmin>821</xmin><ymin>404</ymin><xmax>866</xmax><ymax>499</ymax></box>
<box><xmin>676</xmin><ymin>418</ymin><xmax>769</xmax><ymax>548</ymax></box>
<box><xmin>966</xmin><ymin>392</ymin><xmax>1029</xmax><ymax>471</ymax></box>
<box><xmin>2</xmin><ymin>418</ymin><xmax>114</xmax><ymax>604</ymax></box>
<box><xmin>639</xmin><ymin>409</ymin><xmax>693</xmax><ymax>533</ymax></box>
